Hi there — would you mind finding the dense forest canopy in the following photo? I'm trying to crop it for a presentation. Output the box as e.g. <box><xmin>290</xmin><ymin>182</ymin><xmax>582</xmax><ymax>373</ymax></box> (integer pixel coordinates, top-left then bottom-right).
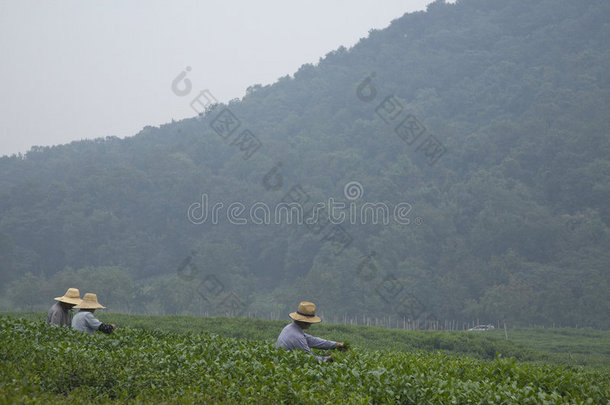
<box><xmin>1</xmin><ymin>0</ymin><xmax>609</xmax><ymax>328</ymax></box>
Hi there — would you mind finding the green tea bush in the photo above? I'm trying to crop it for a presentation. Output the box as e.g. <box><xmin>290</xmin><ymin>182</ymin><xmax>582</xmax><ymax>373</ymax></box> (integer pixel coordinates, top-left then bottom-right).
<box><xmin>1</xmin><ymin>316</ymin><xmax>608</xmax><ymax>404</ymax></box>
<box><xmin>8</xmin><ymin>312</ymin><xmax>608</xmax><ymax>367</ymax></box>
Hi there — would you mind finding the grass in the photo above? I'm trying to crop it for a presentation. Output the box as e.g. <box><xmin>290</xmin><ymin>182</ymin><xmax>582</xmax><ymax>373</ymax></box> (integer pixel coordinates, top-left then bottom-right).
<box><xmin>486</xmin><ymin>326</ymin><xmax>610</xmax><ymax>368</ymax></box>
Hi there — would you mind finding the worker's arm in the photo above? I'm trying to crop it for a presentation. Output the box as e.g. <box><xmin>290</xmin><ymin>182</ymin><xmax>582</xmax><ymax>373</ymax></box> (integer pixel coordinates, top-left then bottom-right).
<box><xmin>304</xmin><ymin>333</ymin><xmax>337</xmax><ymax>350</ymax></box>
<box><xmin>47</xmin><ymin>309</ymin><xmax>62</xmax><ymax>326</ymax></box>
<box><xmin>85</xmin><ymin>313</ymin><xmax>114</xmax><ymax>334</ymax></box>
<box><xmin>293</xmin><ymin>334</ymin><xmax>332</xmax><ymax>362</ymax></box>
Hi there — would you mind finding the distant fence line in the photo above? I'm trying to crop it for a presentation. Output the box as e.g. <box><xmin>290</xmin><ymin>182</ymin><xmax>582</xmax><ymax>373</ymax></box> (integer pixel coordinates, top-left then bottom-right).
<box><xmin>223</xmin><ymin>311</ymin><xmax>506</xmax><ymax>331</ymax></box>
<box><xmin>319</xmin><ymin>314</ymin><xmax>499</xmax><ymax>331</ymax></box>
<box><xmin>226</xmin><ymin>313</ymin><xmax>579</xmax><ymax>330</ymax></box>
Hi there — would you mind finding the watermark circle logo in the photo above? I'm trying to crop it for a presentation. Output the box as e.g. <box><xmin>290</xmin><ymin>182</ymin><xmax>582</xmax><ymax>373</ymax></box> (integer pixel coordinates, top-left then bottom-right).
<box><xmin>344</xmin><ymin>181</ymin><xmax>364</xmax><ymax>200</ymax></box>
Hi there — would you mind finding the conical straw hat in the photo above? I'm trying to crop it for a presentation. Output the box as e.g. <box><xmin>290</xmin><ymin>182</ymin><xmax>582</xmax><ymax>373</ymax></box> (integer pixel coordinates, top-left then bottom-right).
<box><xmin>74</xmin><ymin>293</ymin><xmax>106</xmax><ymax>309</ymax></box>
<box><xmin>54</xmin><ymin>288</ymin><xmax>82</xmax><ymax>305</ymax></box>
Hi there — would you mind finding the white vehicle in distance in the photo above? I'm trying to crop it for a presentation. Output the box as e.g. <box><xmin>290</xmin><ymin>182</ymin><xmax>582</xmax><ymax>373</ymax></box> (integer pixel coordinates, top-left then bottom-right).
<box><xmin>468</xmin><ymin>324</ymin><xmax>495</xmax><ymax>331</ymax></box>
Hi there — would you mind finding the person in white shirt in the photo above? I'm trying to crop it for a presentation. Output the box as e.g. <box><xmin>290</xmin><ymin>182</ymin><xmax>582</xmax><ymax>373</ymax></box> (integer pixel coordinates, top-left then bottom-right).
<box><xmin>71</xmin><ymin>293</ymin><xmax>116</xmax><ymax>335</ymax></box>
<box><xmin>276</xmin><ymin>301</ymin><xmax>345</xmax><ymax>361</ymax></box>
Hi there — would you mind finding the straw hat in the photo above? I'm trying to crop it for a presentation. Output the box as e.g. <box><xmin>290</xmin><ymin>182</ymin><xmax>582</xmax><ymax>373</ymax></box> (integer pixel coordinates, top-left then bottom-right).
<box><xmin>54</xmin><ymin>288</ymin><xmax>82</xmax><ymax>305</ymax></box>
<box><xmin>74</xmin><ymin>293</ymin><xmax>106</xmax><ymax>309</ymax></box>
<box><xmin>289</xmin><ymin>301</ymin><xmax>322</xmax><ymax>323</ymax></box>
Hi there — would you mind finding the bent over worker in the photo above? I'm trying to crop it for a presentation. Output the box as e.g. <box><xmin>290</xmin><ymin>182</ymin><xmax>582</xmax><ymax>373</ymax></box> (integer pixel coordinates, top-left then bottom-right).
<box><xmin>72</xmin><ymin>293</ymin><xmax>116</xmax><ymax>334</ymax></box>
<box><xmin>276</xmin><ymin>301</ymin><xmax>345</xmax><ymax>362</ymax></box>
<box><xmin>47</xmin><ymin>288</ymin><xmax>81</xmax><ymax>327</ymax></box>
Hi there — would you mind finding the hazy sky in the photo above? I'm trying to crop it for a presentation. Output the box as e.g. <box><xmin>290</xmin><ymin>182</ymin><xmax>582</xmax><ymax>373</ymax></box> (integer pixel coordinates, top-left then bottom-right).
<box><xmin>0</xmin><ymin>0</ymin><xmax>435</xmax><ymax>157</ymax></box>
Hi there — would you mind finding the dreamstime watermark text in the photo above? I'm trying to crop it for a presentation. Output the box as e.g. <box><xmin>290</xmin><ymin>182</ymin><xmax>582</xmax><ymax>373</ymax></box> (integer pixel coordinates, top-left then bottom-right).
<box><xmin>187</xmin><ymin>182</ymin><xmax>422</xmax><ymax>226</ymax></box>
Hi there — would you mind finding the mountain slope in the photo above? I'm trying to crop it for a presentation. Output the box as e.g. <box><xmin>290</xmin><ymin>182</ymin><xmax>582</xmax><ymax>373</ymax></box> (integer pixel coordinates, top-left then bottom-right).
<box><xmin>1</xmin><ymin>0</ymin><xmax>609</xmax><ymax>327</ymax></box>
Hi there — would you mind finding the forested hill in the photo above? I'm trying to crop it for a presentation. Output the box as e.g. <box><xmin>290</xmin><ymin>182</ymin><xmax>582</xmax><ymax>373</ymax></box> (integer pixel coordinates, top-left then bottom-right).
<box><xmin>1</xmin><ymin>0</ymin><xmax>609</xmax><ymax>328</ymax></box>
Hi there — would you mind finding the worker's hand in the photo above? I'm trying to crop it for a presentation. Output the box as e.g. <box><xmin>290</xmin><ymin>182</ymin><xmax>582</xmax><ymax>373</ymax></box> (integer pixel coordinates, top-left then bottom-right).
<box><xmin>111</xmin><ymin>324</ymin><xmax>117</xmax><ymax>329</ymax></box>
<box><xmin>336</xmin><ymin>342</ymin><xmax>350</xmax><ymax>351</ymax></box>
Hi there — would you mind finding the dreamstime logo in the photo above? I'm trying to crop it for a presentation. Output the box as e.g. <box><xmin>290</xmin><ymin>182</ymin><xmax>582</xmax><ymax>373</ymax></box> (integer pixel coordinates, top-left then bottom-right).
<box><xmin>344</xmin><ymin>181</ymin><xmax>364</xmax><ymax>200</ymax></box>
<box><xmin>187</xmin><ymin>182</ymin><xmax>422</xmax><ymax>226</ymax></box>
<box><xmin>171</xmin><ymin>66</ymin><xmax>193</xmax><ymax>96</ymax></box>
<box><xmin>170</xmin><ymin>67</ymin><xmax>262</xmax><ymax>160</ymax></box>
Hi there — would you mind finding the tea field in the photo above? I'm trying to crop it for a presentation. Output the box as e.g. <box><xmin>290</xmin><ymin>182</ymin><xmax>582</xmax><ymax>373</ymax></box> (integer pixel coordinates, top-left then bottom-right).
<box><xmin>1</xmin><ymin>315</ymin><xmax>608</xmax><ymax>404</ymax></box>
<box><xmin>9</xmin><ymin>311</ymin><xmax>608</xmax><ymax>368</ymax></box>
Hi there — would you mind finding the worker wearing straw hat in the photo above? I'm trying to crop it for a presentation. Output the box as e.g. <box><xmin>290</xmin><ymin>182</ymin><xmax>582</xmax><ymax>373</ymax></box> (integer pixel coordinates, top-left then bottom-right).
<box><xmin>276</xmin><ymin>301</ymin><xmax>345</xmax><ymax>361</ymax></box>
<box><xmin>47</xmin><ymin>288</ymin><xmax>82</xmax><ymax>327</ymax></box>
<box><xmin>72</xmin><ymin>293</ymin><xmax>116</xmax><ymax>335</ymax></box>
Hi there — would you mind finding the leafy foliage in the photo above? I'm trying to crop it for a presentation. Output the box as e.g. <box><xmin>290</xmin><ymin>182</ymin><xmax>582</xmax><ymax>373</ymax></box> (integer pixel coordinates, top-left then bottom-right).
<box><xmin>1</xmin><ymin>316</ymin><xmax>608</xmax><ymax>404</ymax></box>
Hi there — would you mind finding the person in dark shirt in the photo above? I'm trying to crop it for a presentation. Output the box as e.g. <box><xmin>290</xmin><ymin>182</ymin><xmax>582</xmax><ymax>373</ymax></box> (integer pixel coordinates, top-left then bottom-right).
<box><xmin>46</xmin><ymin>288</ymin><xmax>82</xmax><ymax>327</ymax></box>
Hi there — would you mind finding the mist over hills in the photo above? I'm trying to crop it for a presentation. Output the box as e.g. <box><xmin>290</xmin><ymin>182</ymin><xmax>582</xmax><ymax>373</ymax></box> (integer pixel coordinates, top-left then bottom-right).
<box><xmin>1</xmin><ymin>0</ymin><xmax>609</xmax><ymax>327</ymax></box>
